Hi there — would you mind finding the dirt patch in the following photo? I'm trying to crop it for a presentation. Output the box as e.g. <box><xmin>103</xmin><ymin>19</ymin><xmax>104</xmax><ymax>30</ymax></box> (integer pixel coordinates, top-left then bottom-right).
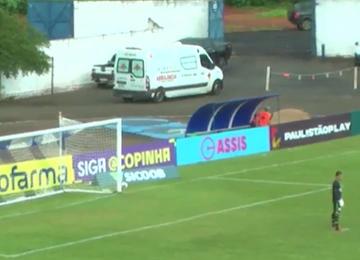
<box><xmin>224</xmin><ymin>5</ymin><xmax>293</xmax><ymax>32</ymax></box>
<box><xmin>271</xmin><ymin>108</ymin><xmax>310</xmax><ymax>124</ymax></box>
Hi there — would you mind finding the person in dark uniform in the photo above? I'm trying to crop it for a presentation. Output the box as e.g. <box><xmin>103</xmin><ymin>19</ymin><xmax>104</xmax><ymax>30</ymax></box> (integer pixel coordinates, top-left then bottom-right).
<box><xmin>331</xmin><ymin>171</ymin><xmax>344</xmax><ymax>231</ymax></box>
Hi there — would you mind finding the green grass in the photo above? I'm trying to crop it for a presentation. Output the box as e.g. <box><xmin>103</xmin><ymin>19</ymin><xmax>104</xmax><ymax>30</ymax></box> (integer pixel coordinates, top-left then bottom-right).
<box><xmin>257</xmin><ymin>7</ymin><xmax>287</xmax><ymax>18</ymax></box>
<box><xmin>225</xmin><ymin>24</ymin><xmax>285</xmax><ymax>32</ymax></box>
<box><xmin>234</xmin><ymin>3</ymin><xmax>289</xmax><ymax>18</ymax></box>
<box><xmin>1</xmin><ymin>136</ymin><xmax>360</xmax><ymax>259</ymax></box>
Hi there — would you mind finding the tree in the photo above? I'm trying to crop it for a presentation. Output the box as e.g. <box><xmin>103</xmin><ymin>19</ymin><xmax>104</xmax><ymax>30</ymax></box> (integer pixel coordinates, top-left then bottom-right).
<box><xmin>0</xmin><ymin>7</ymin><xmax>50</xmax><ymax>78</ymax></box>
<box><xmin>0</xmin><ymin>0</ymin><xmax>27</xmax><ymax>15</ymax></box>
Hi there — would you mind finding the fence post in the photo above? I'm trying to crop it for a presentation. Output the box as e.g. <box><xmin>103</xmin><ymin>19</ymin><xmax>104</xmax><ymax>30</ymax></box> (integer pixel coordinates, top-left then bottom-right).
<box><xmin>265</xmin><ymin>66</ymin><xmax>271</xmax><ymax>92</ymax></box>
<box><xmin>354</xmin><ymin>66</ymin><xmax>358</xmax><ymax>90</ymax></box>
<box><xmin>321</xmin><ymin>44</ymin><xmax>325</xmax><ymax>59</ymax></box>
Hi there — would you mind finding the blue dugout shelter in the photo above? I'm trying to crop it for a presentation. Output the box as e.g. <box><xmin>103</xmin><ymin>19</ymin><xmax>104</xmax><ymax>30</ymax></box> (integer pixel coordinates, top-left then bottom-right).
<box><xmin>186</xmin><ymin>94</ymin><xmax>279</xmax><ymax>135</ymax></box>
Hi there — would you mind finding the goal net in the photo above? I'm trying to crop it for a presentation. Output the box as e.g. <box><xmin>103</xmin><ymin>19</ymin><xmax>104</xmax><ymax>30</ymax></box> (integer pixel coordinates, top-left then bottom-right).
<box><xmin>0</xmin><ymin>118</ymin><xmax>122</xmax><ymax>206</ymax></box>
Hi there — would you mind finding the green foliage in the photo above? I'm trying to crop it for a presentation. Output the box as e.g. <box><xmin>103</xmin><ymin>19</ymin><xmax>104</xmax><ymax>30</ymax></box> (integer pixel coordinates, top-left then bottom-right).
<box><xmin>0</xmin><ymin>0</ymin><xmax>27</xmax><ymax>15</ymax></box>
<box><xmin>257</xmin><ymin>7</ymin><xmax>287</xmax><ymax>18</ymax></box>
<box><xmin>225</xmin><ymin>0</ymin><xmax>291</xmax><ymax>7</ymax></box>
<box><xmin>0</xmin><ymin>8</ymin><xmax>50</xmax><ymax>78</ymax></box>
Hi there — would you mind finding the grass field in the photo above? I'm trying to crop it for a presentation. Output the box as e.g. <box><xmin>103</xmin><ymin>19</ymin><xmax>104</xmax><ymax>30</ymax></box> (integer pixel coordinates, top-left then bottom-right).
<box><xmin>0</xmin><ymin>136</ymin><xmax>360</xmax><ymax>259</ymax></box>
<box><xmin>257</xmin><ymin>7</ymin><xmax>287</xmax><ymax>18</ymax></box>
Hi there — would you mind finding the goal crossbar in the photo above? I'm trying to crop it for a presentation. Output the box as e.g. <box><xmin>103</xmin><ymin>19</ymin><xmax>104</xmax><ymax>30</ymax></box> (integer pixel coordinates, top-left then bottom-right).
<box><xmin>0</xmin><ymin>118</ymin><xmax>122</xmax><ymax>142</ymax></box>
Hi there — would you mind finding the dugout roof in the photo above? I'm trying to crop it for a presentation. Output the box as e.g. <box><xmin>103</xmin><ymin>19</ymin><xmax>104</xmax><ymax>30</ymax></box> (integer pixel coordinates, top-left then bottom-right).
<box><xmin>186</xmin><ymin>94</ymin><xmax>279</xmax><ymax>135</ymax></box>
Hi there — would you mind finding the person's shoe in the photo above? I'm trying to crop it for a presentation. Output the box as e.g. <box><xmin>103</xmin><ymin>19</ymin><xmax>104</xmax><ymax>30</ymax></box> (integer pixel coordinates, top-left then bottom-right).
<box><xmin>335</xmin><ymin>224</ymin><xmax>341</xmax><ymax>232</ymax></box>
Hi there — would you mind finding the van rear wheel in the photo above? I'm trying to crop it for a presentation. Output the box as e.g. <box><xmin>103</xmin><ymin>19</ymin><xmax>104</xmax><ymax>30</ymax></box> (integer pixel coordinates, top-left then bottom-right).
<box><xmin>211</xmin><ymin>80</ymin><xmax>223</xmax><ymax>96</ymax></box>
<box><xmin>153</xmin><ymin>88</ymin><xmax>165</xmax><ymax>103</ymax></box>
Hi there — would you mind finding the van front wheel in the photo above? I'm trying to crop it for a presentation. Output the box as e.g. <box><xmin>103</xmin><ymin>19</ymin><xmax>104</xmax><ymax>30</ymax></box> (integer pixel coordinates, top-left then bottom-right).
<box><xmin>211</xmin><ymin>80</ymin><xmax>223</xmax><ymax>96</ymax></box>
<box><xmin>153</xmin><ymin>88</ymin><xmax>165</xmax><ymax>103</ymax></box>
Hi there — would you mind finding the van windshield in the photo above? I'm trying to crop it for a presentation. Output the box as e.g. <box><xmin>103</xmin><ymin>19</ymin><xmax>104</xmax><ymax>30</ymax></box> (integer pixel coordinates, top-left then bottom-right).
<box><xmin>200</xmin><ymin>54</ymin><xmax>214</xmax><ymax>70</ymax></box>
<box><xmin>116</xmin><ymin>58</ymin><xmax>144</xmax><ymax>78</ymax></box>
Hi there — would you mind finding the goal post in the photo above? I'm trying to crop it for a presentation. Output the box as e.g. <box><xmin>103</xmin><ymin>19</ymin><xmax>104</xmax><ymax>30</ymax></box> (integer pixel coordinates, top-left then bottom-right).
<box><xmin>58</xmin><ymin>113</ymin><xmax>124</xmax><ymax>193</ymax></box>
<box><xmin>0</xmin><ymin>118</ymin><xmax>123</xmax><ymax>206</ymax></box>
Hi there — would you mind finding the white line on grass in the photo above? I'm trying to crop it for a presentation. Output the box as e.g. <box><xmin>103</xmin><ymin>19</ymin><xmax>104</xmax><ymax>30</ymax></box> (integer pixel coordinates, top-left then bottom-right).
<box><xmin>0</xmin><ymin>149</ymin><xmax>357</xmax><ymax>221</ymax></box>
<box><xmin>341</xmin><ymin>228</ymin><xmax>350</xmax><ymax>232</ymax></box>
<box><xmin>209</xmin><ymin>150</ymin><xmax>359</xmax><ymax>179</ymax></box>
<box><xmin>0</xmin><ymin>194</ymin><xmax>115</xmax><ymax>221</ymax></box>
<box><xmin>129</xmin><ymin>150</ymin><xmax>359</xmax><ymax>194</ymax></box>
<box><xmin>208</xmin><ymin>176</ymin><xmax>330</xmax><ymax>187</ymax></box>
<box><xmin>0</xmin><ymin>210</ymin><xmax>40</xmax><ymax>221</ymax></box>
<box><xmin>0</xmin><ymin>187</ymin><xmax>329</xmax><ymax>259</ymax></box>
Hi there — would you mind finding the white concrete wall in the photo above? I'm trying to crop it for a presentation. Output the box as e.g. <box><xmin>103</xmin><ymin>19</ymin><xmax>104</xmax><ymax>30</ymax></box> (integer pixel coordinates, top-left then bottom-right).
<box><xmin>316</xmin><ymin>0</ymin><xmax>360</xmax><ymax>57</ymax></box>
<box><xmin>1</xmin><ymin>0</ymin><xmax>208</xmax><ymax>98</ymax></box>
<box><xmin>74</xmin><ymin>0</ymin><xmax>209</xmax><ymax>39</ymax></box>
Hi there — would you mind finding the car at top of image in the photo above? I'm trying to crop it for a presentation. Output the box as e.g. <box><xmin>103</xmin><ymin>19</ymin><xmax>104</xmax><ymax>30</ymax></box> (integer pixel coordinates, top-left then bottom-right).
<box><xmin>179</xmin><ymin>38</ymin><xmax>232</xmax><ymax>69</ymax></box>
<box><xmin>288</xmin><ymin>0</ymin><xmax>313</xmax><ymax>31</ymax></box>
<box><xmin>113</xmin><ymin>43</ymin><xmax>224</xmax><ymax>103</ymax></box>
<box><xmin>91</xmin><ymin>54</ymin><xmax>115</xmax><ymax>87</ymax></box>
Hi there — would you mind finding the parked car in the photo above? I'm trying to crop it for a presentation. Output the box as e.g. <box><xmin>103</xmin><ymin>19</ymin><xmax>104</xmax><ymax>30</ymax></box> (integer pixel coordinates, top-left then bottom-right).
<box><xmin>288</xmin><ymin>0</ymin><xmax>313</xmax><ymax>31</ymax></box>
<box><xmin>179</xmin><ymin>38</ymin><xmax>232</xmax><ymax>69</ymax></box>
<box><xmin>113</xmin><ymin>44</ymin><xmax>224</xmax><ymax>102</ymax></box>
<box><xmin>91</xmin><ymin>55</ymin><xmax>115</xmax><ymax>87</ymax></box>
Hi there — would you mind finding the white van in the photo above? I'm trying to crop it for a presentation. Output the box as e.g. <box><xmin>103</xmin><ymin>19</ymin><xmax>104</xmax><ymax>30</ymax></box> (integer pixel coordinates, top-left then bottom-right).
<box><xmin>113</xmin><ymin>43</ymin><xmax>224</xmax><ymax>102</ymax></box>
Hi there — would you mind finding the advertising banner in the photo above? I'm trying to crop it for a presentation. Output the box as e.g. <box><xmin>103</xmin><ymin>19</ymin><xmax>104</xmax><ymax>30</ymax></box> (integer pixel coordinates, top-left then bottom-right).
<box><xmin>176</xmin><ymin>127</ymin><xmax>270</xmax><ymax>166</ymax></box>
<box><xmin>72</xmin><ymin>140</ymin><xmax>177</xmax><ymax>182</ymax></box>
<box><xmin>270</xmin><ymin>113</ymin><xmax>351</xmax><ymax>150</ymax></box>
<box><xmin>351</xmin><ymin>110</ymin><xmax>360</xmax><ymax>136</ymax></box>
<box><xmin>0</xmin><ymin>156</ymin><xmax>74</xmax><ymax>195</ymax></box>
<box><xmin>123</xmin><ymin>166</ymin><xmax>179</xmax><ymax>184</ymax></box>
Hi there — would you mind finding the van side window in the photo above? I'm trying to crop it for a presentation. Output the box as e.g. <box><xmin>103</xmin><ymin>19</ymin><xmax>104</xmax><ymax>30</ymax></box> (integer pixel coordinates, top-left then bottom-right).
<box><xmin>200</xmin><ymin>54</ymin><xmax>214</xmax><ymax>69</ymax></box>
<box><xmin>180</xmin><ymin>56</ymin><xmax>197</xmax><ymax>70</ymax></box>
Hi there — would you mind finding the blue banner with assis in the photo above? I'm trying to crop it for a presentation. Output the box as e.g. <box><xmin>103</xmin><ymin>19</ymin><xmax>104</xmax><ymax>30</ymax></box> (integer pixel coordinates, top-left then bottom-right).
<box><xmin>176</xmin><ymin>127</ymin><xmax>270</xmax><ymax>166</ymax></box>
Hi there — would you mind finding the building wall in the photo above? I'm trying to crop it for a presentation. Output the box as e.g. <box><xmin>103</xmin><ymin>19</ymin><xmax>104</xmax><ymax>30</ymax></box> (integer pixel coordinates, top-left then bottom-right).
<box><xmin>1</xmin><ymin>0</ymin><xmax>208</xmax><ymax>98</ymax></box>
<box><xmin>74</xmin><ymin>0</ymin><xmax>208</xmax><ymax>39</ymax></box>
<box><xmin>316</xmin><ymin>0</ymin><xmax>360</xmax><ymax>57</ymax></box>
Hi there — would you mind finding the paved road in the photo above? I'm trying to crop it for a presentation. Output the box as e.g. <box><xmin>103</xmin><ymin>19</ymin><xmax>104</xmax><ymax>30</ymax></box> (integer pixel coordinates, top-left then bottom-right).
<box><xmin>227</xmin><ymin>30</ymin><xmax>312</xmax><ymax>57</ymax></box>
<box><xmin>1</xmin><ymin>30</ymin><xmax>359</xmax><ymax>135</ymax></box>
